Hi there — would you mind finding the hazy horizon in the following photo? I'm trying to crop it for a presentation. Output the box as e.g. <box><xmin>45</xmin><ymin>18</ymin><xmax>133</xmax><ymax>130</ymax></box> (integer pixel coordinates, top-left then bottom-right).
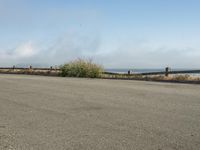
<box><xmin>1</xmin><ymin>0</ymin><xmax>200</xmax><ymax>68</ymax></box>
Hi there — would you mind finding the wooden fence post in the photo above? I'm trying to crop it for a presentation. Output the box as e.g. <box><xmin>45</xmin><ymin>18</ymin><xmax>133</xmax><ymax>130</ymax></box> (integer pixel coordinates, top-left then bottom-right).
<box><xmin>128</xmin><ymin>70</ymin><xmax>131</xmax><ymax>75</ymax></box>
<box><xmin>165</xmin><ymin>67</ymin><xmax>169</xmax><ymax>77</ymax></box>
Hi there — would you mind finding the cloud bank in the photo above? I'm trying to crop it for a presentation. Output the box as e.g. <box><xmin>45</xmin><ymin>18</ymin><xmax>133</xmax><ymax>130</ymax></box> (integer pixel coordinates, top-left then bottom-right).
<box><xmin>1</xmin><ymin>33</ymin><xmax>200</xmax><ymax>69</ymax></box>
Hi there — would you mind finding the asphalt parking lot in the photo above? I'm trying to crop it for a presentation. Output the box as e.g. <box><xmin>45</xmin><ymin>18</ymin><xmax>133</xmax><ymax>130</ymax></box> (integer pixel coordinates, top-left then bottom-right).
<box><xmin>0</xmin><ymin>74</ymin><xmax>200</xmax><ymax>150</ymax></box>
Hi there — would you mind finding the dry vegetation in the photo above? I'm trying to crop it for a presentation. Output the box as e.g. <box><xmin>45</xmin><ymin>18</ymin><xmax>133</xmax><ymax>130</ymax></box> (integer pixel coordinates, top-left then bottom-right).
<box><xmin>0</xmin><ymin>60</ymin><xmax>200</xmax><ymax>82</ymax></box>
<box><xmin>0</xmin><ymin>68</ymin><xmax>59</xmax><ymax>76</ymax></box>
<box><xmin>102</xmin><ymin>74</ymin><xmax>200</xmax><ymax>82</ymax></box>
<box><xmin>60</xmin><ymin>59</ymin><xmax>103</xmax><ymax>78</ymax></box>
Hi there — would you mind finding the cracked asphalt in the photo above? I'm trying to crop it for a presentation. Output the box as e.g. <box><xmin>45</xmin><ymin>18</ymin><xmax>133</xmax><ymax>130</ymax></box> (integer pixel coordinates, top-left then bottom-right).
<box><xmin>0</xmin><ymin>74</ymin><xmax>200</xmax><ymax>150</ymax></box>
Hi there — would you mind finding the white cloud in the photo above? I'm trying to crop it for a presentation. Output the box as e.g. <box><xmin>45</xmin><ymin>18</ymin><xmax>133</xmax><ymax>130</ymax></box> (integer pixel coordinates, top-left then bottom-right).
<box><xmin>0</xmin><ymin>33</ymin><xmax>101</xmax><ymax>66</ymax></box>
<box><xmin>0</xmin><ymin>41</ymin><xmax>40</xmax><ymax>66</ymax></box>
<box><xmin>1</xmin><ymin>33</ymin><xmax>200</xmax><ymax>69</ymax></box>
<box><xmin>13</xmin><ymin>41</ymin><xmax>38</xmax><ymax>58</ymax></box>
<box><xmin>0</xmin><ymin>41</ymin><xmax>38</xmax><ymax>58</ymax></box>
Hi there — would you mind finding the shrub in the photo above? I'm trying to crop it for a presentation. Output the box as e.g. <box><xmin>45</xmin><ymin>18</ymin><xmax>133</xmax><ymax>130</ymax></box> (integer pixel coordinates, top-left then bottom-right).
<box><xmin>173</xmin><ymin>75</ymin><xmax>190</xmax><ymax>81</ymax></box>
<box><xmin>150</xmin><ymin>75</ymin><xmax>165</xmax><ymax>80</ymax></box>
<box><xmin>60</xmin><ymin>59</ymin><xmax>103</xmax><ymax>78</ymax></box>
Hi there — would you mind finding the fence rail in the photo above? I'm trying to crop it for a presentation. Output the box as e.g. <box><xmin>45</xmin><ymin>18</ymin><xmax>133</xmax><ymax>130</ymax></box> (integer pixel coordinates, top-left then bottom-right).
<box><xmin>0</xmin><ymin>67</ymin><xmax>200</xmax><ymax>77</ymax></box>
<box><xmin>0</xmin><ymin>67</ymin><xmax>60</xmax><ymax>71</ymax></box>
<box><xmin>137</xmin><ymin>70</ymin><xmax>200</xmax><ymax>76</ymax></box>
<box><xmin>104</xmin><ymin>68</ymin><xmax>200</xmax><ymax>76</ymax></box>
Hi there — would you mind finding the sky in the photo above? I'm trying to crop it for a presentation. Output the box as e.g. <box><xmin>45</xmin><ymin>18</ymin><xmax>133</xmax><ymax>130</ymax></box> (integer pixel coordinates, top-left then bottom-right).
<box><xmin>0</xmin><ymin>0</ymin><xmax>200</xmax><ymax>68</ymax></box>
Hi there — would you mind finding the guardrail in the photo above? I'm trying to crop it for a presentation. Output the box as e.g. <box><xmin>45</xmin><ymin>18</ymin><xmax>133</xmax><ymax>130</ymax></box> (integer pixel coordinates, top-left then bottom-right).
<box><xmin>0</xmin><ymin>66</ymin><xmax>200</xmax><ymax>77</ymax></box>
<box><xmin>0</xmin><ymin>66</ymin><xmax>60</xmax><ymax>71</ymax></box>
<box><xmin>104</xmin><ymin>67</ymin><xmax>200</xmax><ymax>77</ymax></box>
<box><xmin>137</xmin><ymin>70</ymin><xmax>200</xmax><ymax>76</ymax></box>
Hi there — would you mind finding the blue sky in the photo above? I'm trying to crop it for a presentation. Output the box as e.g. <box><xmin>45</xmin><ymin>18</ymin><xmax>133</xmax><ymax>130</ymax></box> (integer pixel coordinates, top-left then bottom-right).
<box><xmin>1</xmin><ymin>0</ymin><xmax>200</xmax><ymax>68</ymax></box>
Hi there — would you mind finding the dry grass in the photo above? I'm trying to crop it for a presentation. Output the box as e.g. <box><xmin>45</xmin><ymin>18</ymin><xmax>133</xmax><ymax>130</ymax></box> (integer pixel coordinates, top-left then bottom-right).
<box><xmin>102</xmin><ymin>73</ymin><xmax>200</xmax><ymax>82</ymax></box>
<box><xmin>60</xmin><ymin>59</ymin><xmax>103</xmax><ymax>78</ymax></box>
<box><xmin>0</xmin><ymin>69</ymin><xmax>59</xmax><ymax>76</ymax></box>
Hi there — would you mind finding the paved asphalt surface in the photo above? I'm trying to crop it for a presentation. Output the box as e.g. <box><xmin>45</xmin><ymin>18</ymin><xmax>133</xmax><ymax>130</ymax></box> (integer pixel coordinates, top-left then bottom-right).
<box><xmin>0</xmin><ymin>74</ymin><xmax>200</xmax><ymax>150</ymax></box>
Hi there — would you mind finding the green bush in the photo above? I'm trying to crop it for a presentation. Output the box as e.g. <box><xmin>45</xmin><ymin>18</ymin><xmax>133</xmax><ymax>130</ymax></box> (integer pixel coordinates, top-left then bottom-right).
<box><xmin>60</xmin><ymin>59</ymin><xmax>103</xmax><ymax>78</ymax></box>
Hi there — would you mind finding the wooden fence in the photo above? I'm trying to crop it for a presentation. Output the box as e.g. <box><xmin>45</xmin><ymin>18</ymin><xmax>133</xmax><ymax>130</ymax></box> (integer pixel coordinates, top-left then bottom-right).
<box><xmin>0</xmin><ymin>66</ymin><xmax>60</xmax><ymax>71</ymax></box>
<box><xmin>136</xmin><ymin>69</ymin><xmax>200</xmax><ymax>76</ymax></box>
<box><xmin>104</xmin><ymin>67</ymin><xmax>200</xmax><ymax>77</ymax></box>
<box><xmin>0</xmin><ymin>66</ymin><xmax>200</xmax><ymax>77</ymax></box>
